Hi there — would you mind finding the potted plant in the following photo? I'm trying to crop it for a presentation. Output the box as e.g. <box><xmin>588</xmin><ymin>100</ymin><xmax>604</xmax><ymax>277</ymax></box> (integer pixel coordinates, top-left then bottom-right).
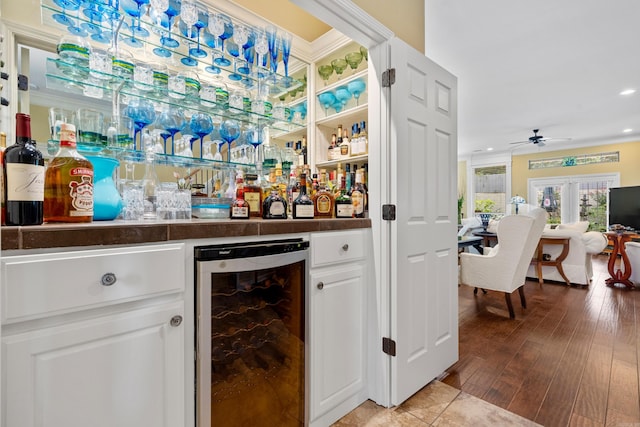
<box><xmin>457</xmin><ymin>194</ymin><xmax>464</xmax><ymax>225</ymax></box>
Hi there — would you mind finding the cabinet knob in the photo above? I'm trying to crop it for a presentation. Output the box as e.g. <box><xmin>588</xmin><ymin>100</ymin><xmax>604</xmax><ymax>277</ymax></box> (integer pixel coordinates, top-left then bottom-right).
<box><xmin>317</xmin><ymin>282</ymin><xmax>324</xmax><ymax>290</ymax></box>
<box><xmin>342</xmin><ymin>244</ymin><xmax>349</xmax><ymax>251</ymax></box>
<box><xmin>170</xmin><ymin>315</ymin><xmax>183</xmax><ymax>327</ymax></box>
<box><xmin>100</xmin><ymin>272</ymin><xmax>117</xmax><ymax>286</ymax></box>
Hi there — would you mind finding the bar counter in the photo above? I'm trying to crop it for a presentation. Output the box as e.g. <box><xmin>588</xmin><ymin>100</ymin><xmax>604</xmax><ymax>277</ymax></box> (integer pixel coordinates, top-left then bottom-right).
<box><xmin>0</xmin><ymin>218</ymin><xmax>372</xmax><ymax>251</ymax></box>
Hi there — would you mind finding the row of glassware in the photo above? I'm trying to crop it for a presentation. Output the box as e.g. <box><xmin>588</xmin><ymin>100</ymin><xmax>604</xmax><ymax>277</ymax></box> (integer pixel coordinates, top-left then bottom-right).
<box><xmin>317</xmin><ymin>78</ymin><xmax>366</xmax><ymax>117</ymax></box>
<box><xmin>317</xmin><ymin>46</ymin><xmax>368</xmax><ymax>86</ymax></box>
<box><xmin>46</xmin><ymin>0</ymin><xmax>296</xmax><ymax>81</ymax></box>
<box><xmin>48</xmin><ymin>102</ymin><xmax>306</xmax><ymax>166</ymax></box>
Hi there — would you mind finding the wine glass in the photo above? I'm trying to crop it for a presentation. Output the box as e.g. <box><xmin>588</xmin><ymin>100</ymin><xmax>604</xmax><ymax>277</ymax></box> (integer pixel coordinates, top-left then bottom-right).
<box><xmin>81</xmin><ymin>2</ymin><xmax>110</xmax><ymax>44</ymax></box>
<box><xmin>334</xmin><ymin>86</ymin><xmax>352</xmax><ymax>108</ymax></box>
<box><xmin>237</xmin><ymin>27</ymin><xmax>255</xmax><ymax>75</ymax></box>
<box><xmin>160</xmin><ymin>0</ymin><xmax>181</xmax><ymax>48</ymax></box>
<box><xmin>317</xmin><ymin>91</ymin><xmax>336</xmax><ymax>117</ymax></box>
<box><xmin>179</xmin><ymin>0</ymin><xmax>198</xmax><ymax>66</ymax></box>
<box><xmin>123</xmin><ymin>98</ymin><xmax>157</xmax><ymax>151</ymax></box>
<box><xmin>219</xmin><ymin>119</ymin><xmax>240</xmax><ymax>162</ymax></box>
<box><xmin>244</xmin><ymin>124</ymin><xmax>265</xmax><ymax>165</ymax></box>
<box><xmin>345</xmin><ymin>51</ymin><xmax>363</xmax><ymax>73</ymax></box>
<box><xmin>265</xmin><ymin>25</ymin><xmax>278</xmax><ymax>73</ymax></box>
<box><xmin>318</xmin><ymin>64</ymin><xmax>333</xmax><ymax>86</ymax></box>
<box><xmin>188</xmin><ymin>3</ymin><xmax>208</xmax><ymax>59</ymax></box>
<box><xmin>157</xmin><ymin>106</ymin><xmax>185</xmax><ymax>154</ymax></box>
<box><xmin>209</xmin><ymin>13</ymin><xmax>234</xmax><ymax>67</ymax></box>
<box><xmin>331</xmin><ymin>58</ymin><xmax>348</xmax><ymax>79</ymax></box>
<box><xmin>253</xmin><ymin>28</ymin><xmax>269</xmax><ymax>77</ymax></box>
<box><xmin>52</xmin><ymin>0</ymin><xmax>80</xmax><ymax>28</ymax></box>
<box><xmin>360</xmin><ymin>45</ymin><xmax>368</xmax><ymax>61</ymax></box>
<box><xmin>226</xmin><ymin>41</ymin><xmax>242</xmax><ymax>81</ymax></box>
<box><xmin>148</xmin><ymin>0</ymin><xmax>170</xmax><ymax>57</ymax></box>
<box><xmin>347</xmin><ymin>78</ymin><xmax>366</xmax><ymax>106</ymax></box>
<box><xmin>280</xmin><ymin>31</ymin><xmax>292</xmax><ymax>79</ymax></box>
<box><xmin>121</xmin><ymin>0</ymin><xmax>150</xmax><ymax>48</ymax></box>
<box><xmin>190</xmin><ymin>113</ymin><xmax>214</xmax><ymax>158</ymax></box>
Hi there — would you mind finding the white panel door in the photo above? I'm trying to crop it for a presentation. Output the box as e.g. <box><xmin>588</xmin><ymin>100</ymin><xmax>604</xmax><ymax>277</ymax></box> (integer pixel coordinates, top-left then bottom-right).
<box><xmin>389</xmin><ymin>37</ymin><xmax>458</xmax><ymax>405</ymax></box>
<box><xmin>2</xmin><ymin>302</ymin><xmax>184</xmax><ymax>427</ymax></box>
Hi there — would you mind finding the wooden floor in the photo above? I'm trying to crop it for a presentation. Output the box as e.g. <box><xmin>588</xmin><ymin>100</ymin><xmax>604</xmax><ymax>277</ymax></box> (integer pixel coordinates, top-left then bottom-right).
<box><xmin>443</xmin><ymin>254</ymin><xmax>640</xmax><ymax>427</ymax></box>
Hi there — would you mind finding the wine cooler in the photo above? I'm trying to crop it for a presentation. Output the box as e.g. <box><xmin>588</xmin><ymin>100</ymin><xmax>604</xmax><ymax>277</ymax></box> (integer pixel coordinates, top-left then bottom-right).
<box><xmin>195</xmin><ymin>239</ymin><xmax>309</xmax><ymax>427</ymax></box>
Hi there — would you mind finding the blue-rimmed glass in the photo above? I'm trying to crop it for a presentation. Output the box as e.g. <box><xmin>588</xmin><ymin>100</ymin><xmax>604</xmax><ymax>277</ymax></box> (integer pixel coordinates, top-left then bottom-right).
<box><xmin>317</xmin><ymin>91</ymin><xmax>336</xmax><ymax>117</ymax></box>
<box><xmin>209</xmin><ymin>13</ymin><xmax>233</xmax><ymax>67</ymax></box>
<box><xmin>123</xmin><ymin>98</ymin><xmax>157</xmax><ymax>150</ymax></box>
<box><xmin>219</xmin><ymin>119</ymin><xmax>240</xmax><ymax>162</ymax></box>
<box><xmin>190</xmin><ymin>113</ymin><xmax>213</xmax><ymax>158</ymax></box>
<box><xmin>121</xmin><ymin>0</ymin><xmax>150</xmax><ymax>48</ymax></box>
<box><xmin>157</xmin><ymin>106</ymin><xmax>185</xmax><ymax>154</ymax></box>
<box><xmin>188</xmin><ymin>4</ymin><xmax>208</xmax><ymax>59</ymax></box>
<box><xmin>347</xmin><ymin>78</ymin><xmax>366</xmax><ymax>106</ymax></box>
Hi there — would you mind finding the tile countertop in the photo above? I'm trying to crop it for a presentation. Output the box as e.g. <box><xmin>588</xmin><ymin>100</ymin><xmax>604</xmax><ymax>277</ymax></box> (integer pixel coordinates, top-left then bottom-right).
<box><xmin>0</xmin><ymin>218</ymin><xmax>372</xmax><ymax>251</ymax></box>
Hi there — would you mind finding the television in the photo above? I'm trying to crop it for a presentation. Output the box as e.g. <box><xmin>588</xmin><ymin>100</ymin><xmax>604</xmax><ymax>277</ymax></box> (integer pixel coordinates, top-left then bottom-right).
<box><xmin>608</xmin><ymin>186</ymin><xmax>640</xmax><ymax>232</ymax></box>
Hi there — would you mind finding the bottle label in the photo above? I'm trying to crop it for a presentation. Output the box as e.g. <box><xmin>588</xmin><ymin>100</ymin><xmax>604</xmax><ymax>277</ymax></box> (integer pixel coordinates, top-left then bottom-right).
<box><xmin>316</xmin><ymin>194</ymin><xmax>332</xmax><ymax>213</ymax></box>
<box><xmin>337</xmin><ymin>204</ymin><xmax>354</xmax><ymax>218</ymax></box>
<box><xmin>6</xmin><ymin>163</ymin><xmax>45</xmax><ymax>202</ymax></box>
<box><xmin>244</xmin><ymin>192</ymin><xmax>261</xmax><ymax>213</ymax></box>
<box><xmin>352</xmin><ymin>191</ymin><xmax>364</xmax><ymax>215</ymax></box>
<box><xmin>269</xmin><ymin>201</ymin><xmax>286</xmax><ymax>216</ymax></box>
<box><xmin>231</xmin><ymin>206</ymin><xmax>249</xmax><ymax>218</ymax></box>
<box><xmin>294</xmin><ymin>204</ymin><xmax>314</xmax><ymax>218</ymax></box>
<box><xmin>340</xmin><ymin>144</ymin><xmax>349</xmax><ymax>156</ymax></box>
<box><xmin>69</xmin><ymin>170</ymin><xmax>94</xmax><ymax>214</ymax></box>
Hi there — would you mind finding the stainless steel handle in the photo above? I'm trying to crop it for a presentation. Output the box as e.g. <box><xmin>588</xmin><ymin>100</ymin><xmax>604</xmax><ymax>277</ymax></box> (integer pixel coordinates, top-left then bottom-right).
<box><xmin>100</xmin><ymin>273</ymin><xmax>117</xmax><ymax>286</ymax></box>
<box><xmin>170</xmin><ymin>315</ymin><xmax>183</xmax><ymax>327</ymax></box>
<box><xmin>317</xmin><ymin>282</ymin><xmax>324</xmax><ymax>290</ymax></box>
<box><xmin>342</xmin><ymin>244</ymin><xmax>349</xmax><ymax>251</ymax></box>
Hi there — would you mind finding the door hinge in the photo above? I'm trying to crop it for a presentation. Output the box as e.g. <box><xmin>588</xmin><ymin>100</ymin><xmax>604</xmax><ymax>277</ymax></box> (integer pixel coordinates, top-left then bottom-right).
<box><xmin>382</xmin><ymin>204</ymin><xmax>396</xmax><ymax>221</ymax></box>
<box><xmin>382</xmin><ymin>337</ymin><xmax>396</xmax><ymax>356</ymax></box>
<box><xmin>382</xmin><ymin>68</ymin><xmax>396</xmax><ymax>87</ymax></box>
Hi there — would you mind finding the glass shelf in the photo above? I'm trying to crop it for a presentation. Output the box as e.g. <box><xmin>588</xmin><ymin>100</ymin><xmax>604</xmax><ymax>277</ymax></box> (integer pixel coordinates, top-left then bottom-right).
<box><xmin>46</xmin><ymin>58</ymin><xmax>304</xmax><ymax>134</ymax></box>
<box><xmin>40</xmin><ymin>0</ymin><xmax>303</xmax><ymax>98</ymax></box>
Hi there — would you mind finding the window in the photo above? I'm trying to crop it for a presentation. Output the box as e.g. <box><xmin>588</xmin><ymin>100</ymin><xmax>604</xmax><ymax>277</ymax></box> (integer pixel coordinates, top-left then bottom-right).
<box><xmin>473</xmin><ymin>165</ymin><xmax>507</xmax><ymax>213</ymax></box>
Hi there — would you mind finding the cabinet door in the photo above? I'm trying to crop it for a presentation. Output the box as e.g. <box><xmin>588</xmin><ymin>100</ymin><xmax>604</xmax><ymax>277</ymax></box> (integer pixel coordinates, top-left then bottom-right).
<box><xmin>2</xmin><ymin>301</ymin><xmax>184</xmax><ymax>427</ymax></box>
<box><xmin>309</xmin><ymin>263</ymin><xmax>365</xmax><ymax>421</ymax></box>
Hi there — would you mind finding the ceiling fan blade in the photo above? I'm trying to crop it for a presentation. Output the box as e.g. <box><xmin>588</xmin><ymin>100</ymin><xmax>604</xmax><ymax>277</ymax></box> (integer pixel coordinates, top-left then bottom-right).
<box><xmin>509</xmin><ymin>140</ymin><xmax>530</xmax><ymax>145</ymax></box>
<box><xmin>542</xmin><ymin>137</ymin><xmax>572</xmax><ymax>142</ymax></box>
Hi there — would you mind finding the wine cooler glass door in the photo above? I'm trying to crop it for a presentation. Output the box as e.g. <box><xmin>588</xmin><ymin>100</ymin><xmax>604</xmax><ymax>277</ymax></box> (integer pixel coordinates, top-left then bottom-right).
<box><xmin>195</xmin><ymin>239</ymin><xmax>309</xmax><ymax>427</ymax></box>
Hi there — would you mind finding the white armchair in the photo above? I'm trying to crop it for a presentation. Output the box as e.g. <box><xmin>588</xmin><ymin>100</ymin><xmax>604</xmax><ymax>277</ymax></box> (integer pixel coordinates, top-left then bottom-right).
<box><xmin>459</xmin><ymin>207</ymin><xmax>547</xmax><ymax>318</ymax></box>
<box><xmin>625</xmin><ymin>241</ymin><xmax>640</xmax><ymax>285</ymax></box>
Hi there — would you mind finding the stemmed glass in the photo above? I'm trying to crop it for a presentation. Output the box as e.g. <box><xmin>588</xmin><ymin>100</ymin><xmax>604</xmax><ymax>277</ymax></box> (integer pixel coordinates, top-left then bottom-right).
<box><xmin>190</xmin><ymin>113</ymin><xmax>214</xmax><ymax>158</ymax></box>
<box><xmin>334</xmin><ymin>86</ymin><xmax>352</xmax><ymax>108</ymax></box>
<box><xmin>254</xmin><ymin>29</ymin><xmax>269</xmax><ymax>77</ymax></box>
<box><xmin>219</xmin><ymin>119</ymin><xmax>240</xmax><ymax>162</ymax></box>
<box><xmin>52</xmin><ymin>0</ymin><xmax>85</xmax><ymax>35</ymax></box>
<box><xmin>265</xmin><ymin>25</ymin><xmax>278</xmax><ymax>74</ymax></box>
<box><xmin>226</xmin><ymin>41</ymin><xmax>242</xmax><ymax>81</ymax></box>
<box><xmin>121</xmin><ymin>0</ymin><xmax>150</xmax><ymax>48</ymax></box>
<box><xmin>317</xmin><ymin>91</ymin><xmax>336</xmax><ymax>117</ymax></box>
<box><xmin>345</xmin><ymin>51</ymin><xmax>363</xmax><ymax>73</ymax></box>
<box><xmin>188</xmin><ymin>4</ymin><xmax>208</xmax><ymax>59</ymax></box>
<box><xmin>347</xmin><ymin>78</ymin><xmax>366</xmax><ymax>106</ymax></box>
<box><xmin>237</xmin><ymin>27</ymin><xmax>255</xmax><ymax>75</ymax></box>
<box><xmin>280</xmin><ymin>31</ymin><xmax>293</xmax><ymax>81</ymax></box>
<box><xmin>123</xmin><ymin>98</ymin><xmax>157</xmax><ymax>151</ymax></box>
<box><xmin>81</xmin><ymin>2</ymin><xmax>110</xmax><ymax>43</ymax></box>
<box><xmin>160</xmin><ymin>0</ymin><xmax>181</xmax><ymax>48</ymax></box>
<box><xmin>244</xmin><ymin>124</ymin><xmax>265</xmax><ymax>165</ymax></box>
<box><xmin>209</xmin><ymin>13</ymin><xmax>234</xmax><ymax>67</ymax></box>
<box><xmin>360</xmin><ymin>46</ymin><xmax>368</xmax><ymax>61</ymax></box>
<box><xmin>157</xmin><ymin>106</ymin><xmax>186</xmax><ymax>154</ymax></box>
<box><xmin>179</xmin><ymin>0</ymin><xmax>198</xmax><ymax>66</ymax></box>
<box><xmin>318</xmin><ymin>64</ymin><xmax>333</xmax><ymax>86</ymax></box>
<box><xmin>149</xmin><ymin>0</ymin><xmax>170</xmax><ymax>57</ymax></box>
<box><xmin>331</xmin><ymin>58</ymin><xmax>348</xmax><ymax>80</ymax></box>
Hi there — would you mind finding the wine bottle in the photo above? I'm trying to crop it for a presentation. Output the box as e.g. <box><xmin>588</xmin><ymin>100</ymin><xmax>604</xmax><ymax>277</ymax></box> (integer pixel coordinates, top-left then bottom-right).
<box><xmin>335</xmin><ymin>175</ymin><xmax>353</xmax><ymax>218</ymax></box>
<box><xmin>292</xmin><ymin>173</ymin><xmax>314</xmax><ymax>219</ymax></box>
<box><xmin>44</xmin><ymin>123</ymin><xmax>94</xmax><ymax>222</ymax></box>
<box><xmin>4</xmin><ymin>113</ymin><xmax>44</xmax><ymax>225</ymax></box>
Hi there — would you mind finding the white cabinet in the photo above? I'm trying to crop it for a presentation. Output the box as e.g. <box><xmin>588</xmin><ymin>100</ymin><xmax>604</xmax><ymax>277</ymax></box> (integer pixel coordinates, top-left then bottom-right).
<box><xmin>309</xmin><ymin>230</ymin><xmax>368</xmax><ymax>426</ymax></box>
<box><xmin>1</xmin><ymin>243</ymin><xmax>186</xmax><ymax>427</ymax></box>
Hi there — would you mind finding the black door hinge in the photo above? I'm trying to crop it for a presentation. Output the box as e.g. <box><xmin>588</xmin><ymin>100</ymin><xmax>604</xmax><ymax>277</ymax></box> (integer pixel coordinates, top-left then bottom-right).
<box><xmin>382</xmin><ymin>337</ymin><xmax>396</xmax><ymax>356</ymax></box>
<box><xmin>382</xmin><ymin>68</ymin><xmax>395</xmax><ymax>87</ymax></box>
<box><xmin>382</xmin><ymin>204</ymin><xmax>396</xmax><ymax>221</ymax></box>
<box><xmin>17</xmin><ymin>74</ymin><xmax>29</xmax><ymax>91</ymax></box>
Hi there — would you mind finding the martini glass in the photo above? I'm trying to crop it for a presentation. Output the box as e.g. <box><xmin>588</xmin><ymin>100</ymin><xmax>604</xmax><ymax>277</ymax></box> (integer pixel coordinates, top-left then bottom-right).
<box><xmin>317</xmin><ymin>91</ymin><xmax>336</xmax><ymax>117</ymax></box>
<box><xmin>347</xmin><ymin>78</ymin><xmax>366</xmax><ymax>106</ymax></box>
<box><xmin>219</xmin><ymin>119</ymin><xmax>240</xmax><ymax>162</ymax></box>
<box><xmin>335</xmin><ymin>86</ymin><xmax>352</xmax><ymax>108</ymax></box>
<box><xmin>318</xmin><ymin>64</ymin><xmax>333</xmax><ymax>86</ymax></box>
<box><xmin>209</xmin><ymin>13</ymin><xmax>233</xmax><ymax>67</ymax></box>
<box><xmin>157</xmin><ymin>106</ymin><xmax>185</xmax><ymax>154</ymax></box>
<box><xmin>331</xmin><ymin>58</ymin><xmax>348</xmax><ymax>80</ymax></box>
<box><xmin>345</xmin><ymin>51</ymin><xmax>363</xmax><ymax>73</ymax></box>
<box><xmin>190</xmin><ymin>113</ymin><xmax>214</xmax><ymax>158</ymax></box>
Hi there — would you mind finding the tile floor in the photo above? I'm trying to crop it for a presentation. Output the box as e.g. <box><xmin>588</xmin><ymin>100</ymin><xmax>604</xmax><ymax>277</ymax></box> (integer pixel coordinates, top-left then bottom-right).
<box><xmin>332</xmin><ymin>380</ymin><xmax>541</xmax><ymax>426</ymax></box>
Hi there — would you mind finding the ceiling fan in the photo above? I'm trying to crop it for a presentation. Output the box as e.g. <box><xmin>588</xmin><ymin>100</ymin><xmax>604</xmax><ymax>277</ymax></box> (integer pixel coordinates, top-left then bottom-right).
<box><xmin>510</xmin><ymin>129</ymin><xmax>572</xmax><ymax>147</ymax></box>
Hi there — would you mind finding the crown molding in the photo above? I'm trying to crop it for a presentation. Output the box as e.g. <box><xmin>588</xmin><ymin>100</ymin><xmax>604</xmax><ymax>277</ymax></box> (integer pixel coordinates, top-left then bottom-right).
<box><xmin>309</xmin><ymin>29</ymin><xmax>352</xmax><ymax>63</ymax></box>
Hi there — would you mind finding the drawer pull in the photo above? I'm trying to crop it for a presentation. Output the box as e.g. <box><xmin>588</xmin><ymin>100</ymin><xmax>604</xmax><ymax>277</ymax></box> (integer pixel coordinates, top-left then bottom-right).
<box><xmin>342</xmin><ymin>244</ymin><xmax>349</xmax><ymax>251</ymax></box>
<box><xmin>317</xmin><ymin>282</ymin><xmax>324</xmax><ymax>290</ymax></box>
<box><xmin>100</xmin><ymin>273</ymin><xmax>117</xmax><ymax>286</ymax></box>
<box><xmin>170</xmin><ymin>315</ymin><xmax>183</xmax><ymax>327</ymax></box>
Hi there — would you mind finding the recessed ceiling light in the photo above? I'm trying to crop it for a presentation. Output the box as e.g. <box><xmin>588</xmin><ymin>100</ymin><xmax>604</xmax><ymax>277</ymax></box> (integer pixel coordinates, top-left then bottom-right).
<box><xmin>487</xmin><ymin>147</ymin><xmax>494</xmax><ymax>151</ymax></box>
<box><xmin>620</xmin><ymin>89</ymin><xmax>636</xmax><ymax>96</ymax></box>
<box><xmin>623</xmin><ymin>128</ymin><xmax>633</xmax><ymax>133</ymax></box>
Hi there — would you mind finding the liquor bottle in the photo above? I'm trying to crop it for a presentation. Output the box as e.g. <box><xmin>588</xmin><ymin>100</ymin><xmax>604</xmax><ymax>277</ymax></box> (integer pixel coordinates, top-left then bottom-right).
<box><xmin>351</xmin><ymin>169</ymin><xmax>367</xmax><ymax>218</ymax></box>
<box><xmin>0</xmin><ymin>132</ymin><xmax>6</xmax><ymax>225</ymax></box>
<box><xmin>334</xmin><ymin>174</ymin><xmax>353</xmax><ymax>218</ymax></box>
<box><xmin>262</xmin><ymin>184</ymin><xmax>288</xmax><ymax>219</ymax></box>
<box><xmin>243</xmin><ymin>173</ymin><xmax>262</xmax><ymax>218</ymax></box>
<box><xmin>261</xmin><ymin>168</ymin><xmax>276</xmax><ymax>202</ymax></box>
<box><xmin>300</xmin><ymin>136</ymin><xmax>308</xmax><ymax>165</ymax></box>
<box><xmin>310</xmin><ymin>173</ymin><xmax>319</xmax><ymax>198</ymax></box>
<box><xmin>286</xmin><ymin>168</ymin><xmax>299</xmax><ymax>215</ymax></box>
<box><xmin>336</xmin><ymin>124</ymin><xmax>343</xmax><ymax>157</ymax></box>
<box><xmin>292</xmin><ymin>173</ymin><xmax>314</xmax><ymax>219</ymax></box>
<box><xmin>4</xmin><ymin>113</ymin><xmax>45</xmax><ymax>225</ymax></box>
<box><xmin>44</xmin><ymin>123</ymin><xmax>94</xmax><ymax>223</ymax></box>
<box><xmin>313</xmin><ymin>173</ymin><xmax>334</xmax><ymax>218</ymax></box>
<box><xmin>327</xmin><ymin>133</ymin><xmax>337</xmax><ymax>161</ymax></box>
<box><xmin>340</xmin><ymin>128</ymin><xmax>350</xmax><ymax>158</ymax></box>
<box><xmin>350</xmin><ymin>123</ymin><xmax>360</xmax><ymax>156</ymax></box>
<box><xmin>345</xmin><ymin>164</ymin><xmax>352</xmax><ymax>191</ymax></box>
<box><xmin>359</xmin><ymin>120</ymin><xmax>368</xmax><ymax>154</ymax></box>
<box><xmin>275</xmin><ymin>164</ymin><xmax>288</xmax><ymax>199</ymax></box>
<box><xmin>230</xmin><ymin>170</ymin><xmax>249</xmax><ymax>219</ymax></box>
